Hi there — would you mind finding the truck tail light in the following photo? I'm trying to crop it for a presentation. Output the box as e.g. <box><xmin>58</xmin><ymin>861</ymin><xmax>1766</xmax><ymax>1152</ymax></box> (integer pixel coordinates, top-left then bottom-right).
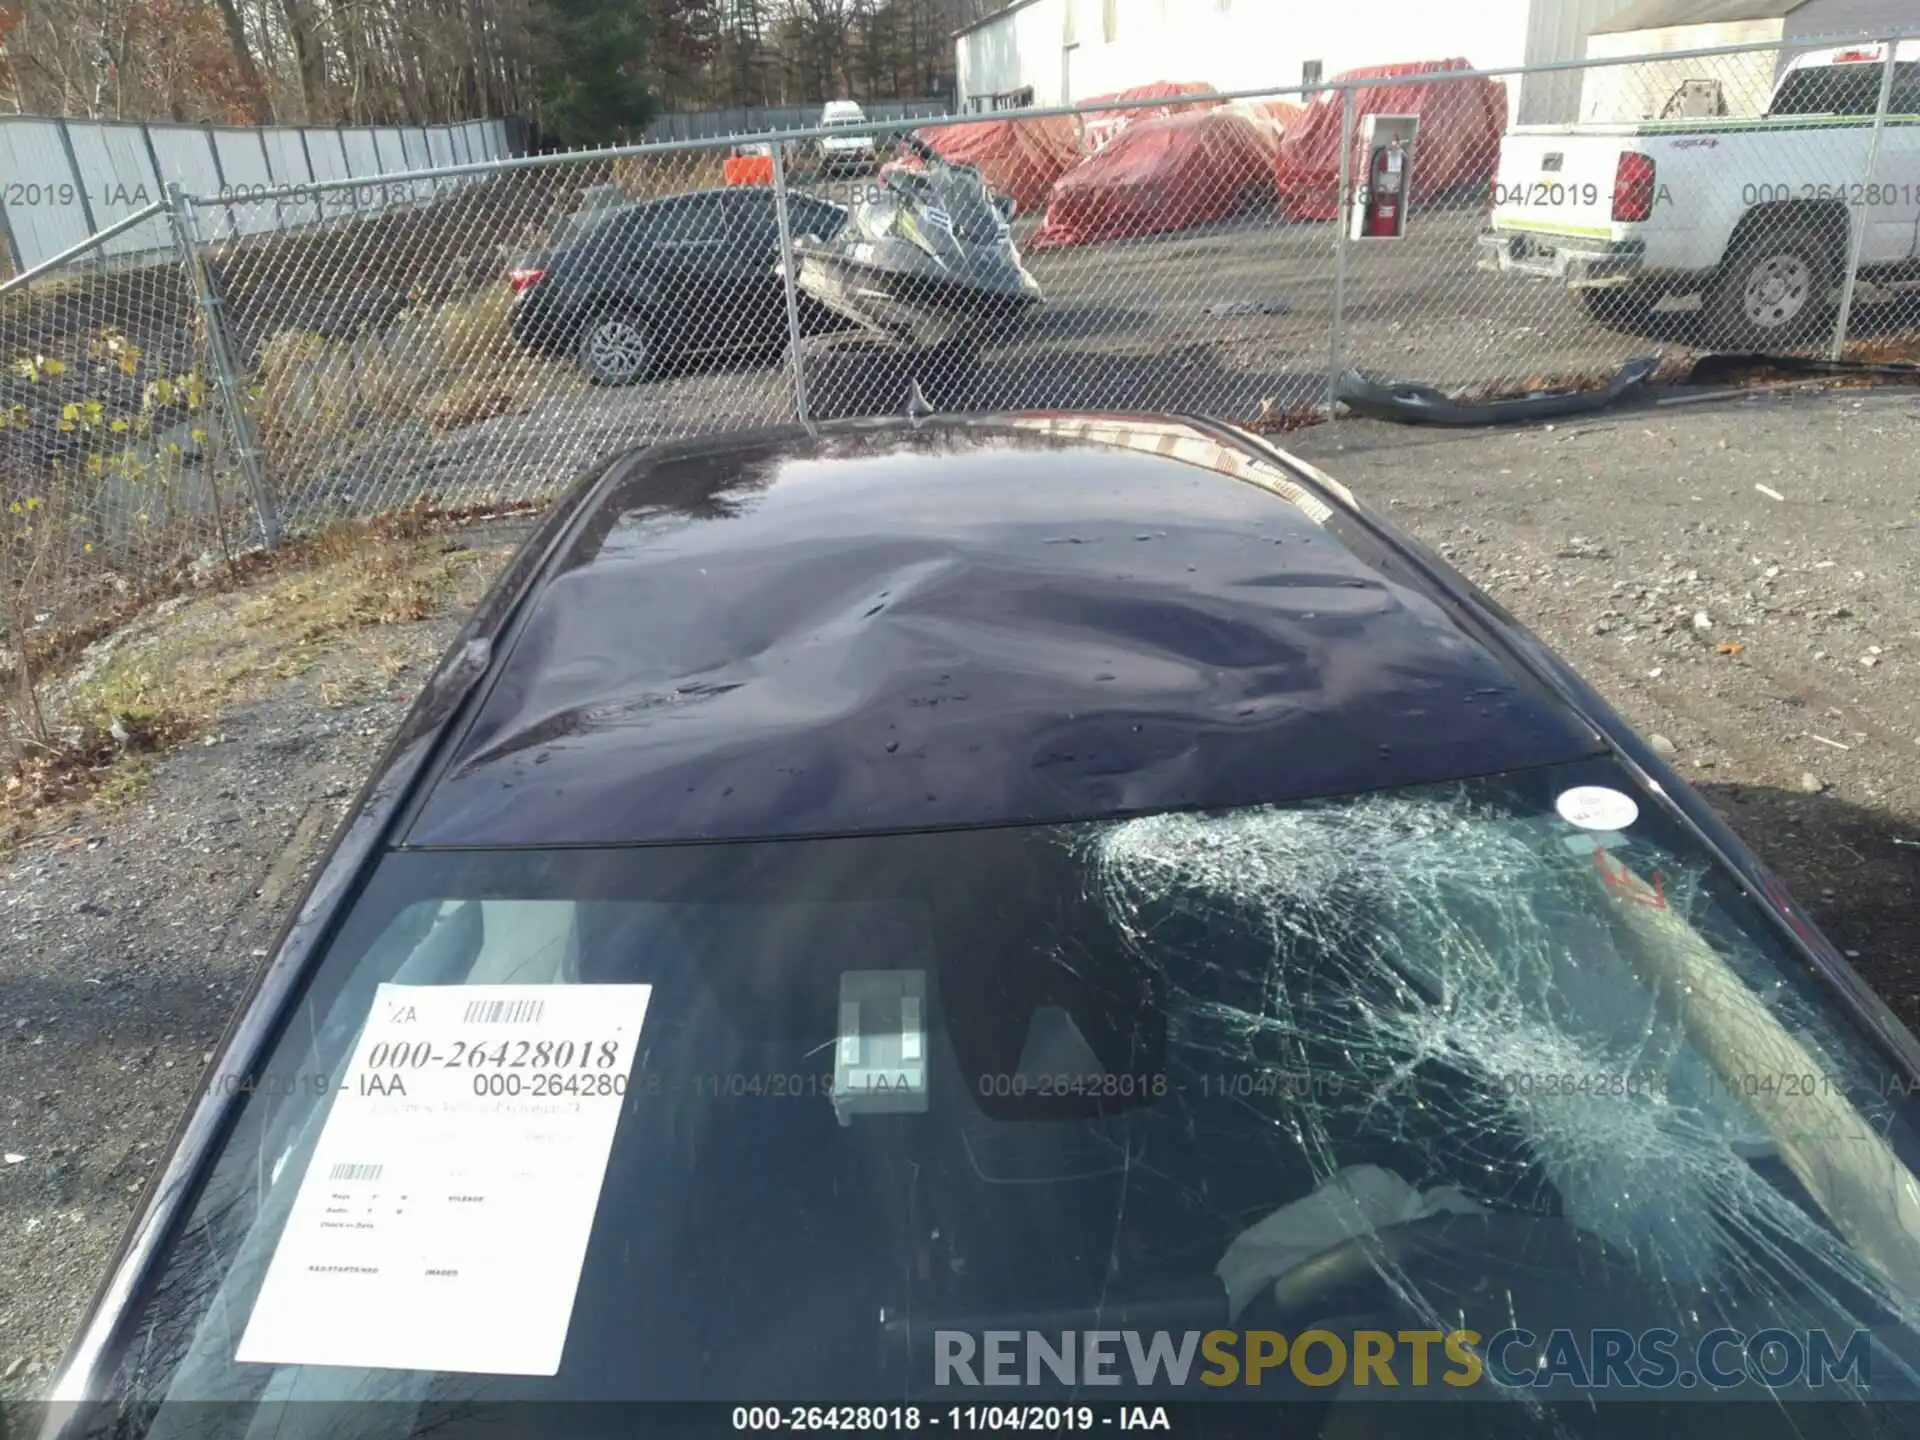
<box><xmin>1613</xmin><ymin>152</ymin><xmax>1655</xmax><ymax>222</ymax></box>
<box><xmin>507</xmin><ymin>266</ymin><xmax>545</xmax><ymax>294</ymax></box>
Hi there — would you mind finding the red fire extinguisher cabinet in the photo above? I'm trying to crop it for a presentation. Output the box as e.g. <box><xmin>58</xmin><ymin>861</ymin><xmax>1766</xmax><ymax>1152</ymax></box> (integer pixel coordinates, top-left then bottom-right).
<box><xmin>1348</xmin><ymin>114</ymin><xmax>1419</xmax><ymax>241</ymax></box>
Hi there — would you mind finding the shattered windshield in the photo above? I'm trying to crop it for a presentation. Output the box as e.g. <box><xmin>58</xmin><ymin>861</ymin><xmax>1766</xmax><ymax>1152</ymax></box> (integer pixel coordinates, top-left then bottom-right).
<box><xmin>88</xmin><ymin>757</ymin><xmax>1920</xmax><ymax>1435</ymax></box>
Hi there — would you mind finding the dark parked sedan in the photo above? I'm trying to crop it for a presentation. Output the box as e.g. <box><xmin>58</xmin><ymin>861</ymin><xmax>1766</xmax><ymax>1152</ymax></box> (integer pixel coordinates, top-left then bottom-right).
<box><xmin>507</xmin><ymin>186</ymin><xmax>848</xmax><ymax>384</ymax></box>
<box><xmin>40</xmin><ymin>415</ymin><xmax>1920</xmax><ymax>1439</ymax></box>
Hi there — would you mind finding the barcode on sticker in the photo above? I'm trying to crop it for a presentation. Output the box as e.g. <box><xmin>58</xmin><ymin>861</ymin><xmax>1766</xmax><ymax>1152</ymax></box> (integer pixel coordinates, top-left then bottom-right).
<box><xmin>462</xmin><ymin>998</ymin><xmax>545</xmax><ymax>1024</ymax></box>
<box><xmin>329</xmin><ymin>1162</ymin><xmax>383</xmax><ymax>1182</ymax></box>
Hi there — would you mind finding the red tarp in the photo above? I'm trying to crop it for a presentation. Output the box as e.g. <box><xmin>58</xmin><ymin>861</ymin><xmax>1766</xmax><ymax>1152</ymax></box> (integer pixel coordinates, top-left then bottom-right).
<box><xmin>1075</xmin><ymin>80</ymin><xmax>1217</xmax><ymax>154</ymax></box>
<box><xmin>1274</xmin><ymin>59</ymin><xmax>1508</xmax><ymax>220</ymax></box>
<box><xmin>1214</xmin><ymin>96</ymin><xmax>1307</xmax><ymax>134</ymax></box>
<box><xmin>1031</xmin><ymin>108</ymin><xmax>1284</xmax><ymax>249</ymax></box>
<box><xmin>916</xmin><ymin>114</ymin><xmax>1080</xmax><ymax>214</ymax></box>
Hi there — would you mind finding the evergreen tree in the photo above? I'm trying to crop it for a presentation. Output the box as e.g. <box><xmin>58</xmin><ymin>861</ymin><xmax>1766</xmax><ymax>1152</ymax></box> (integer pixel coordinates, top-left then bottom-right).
<box><xmin>535</xmin><ymin>0</ymin><xmax>656</xmax><ymax>145</ymax></box>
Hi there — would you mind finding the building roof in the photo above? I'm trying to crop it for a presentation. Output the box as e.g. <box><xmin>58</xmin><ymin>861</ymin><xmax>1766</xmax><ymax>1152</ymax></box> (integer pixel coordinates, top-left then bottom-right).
<box><xmin>401</xmin><ymin>416</ymin><xmax>1602</xmax><ymax>848</ymax></box>
<box><xmin>1591</xmin><ymin>0</ymin><xmax>1808</xmax><ymax>36</ymax></box>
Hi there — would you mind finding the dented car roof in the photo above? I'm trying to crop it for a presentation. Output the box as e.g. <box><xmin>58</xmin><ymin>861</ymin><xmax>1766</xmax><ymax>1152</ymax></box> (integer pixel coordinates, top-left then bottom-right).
<box><xmin>399</xmin><ymin>415</ymin><xmax>1606</xmax><ymax>847</ymax></box>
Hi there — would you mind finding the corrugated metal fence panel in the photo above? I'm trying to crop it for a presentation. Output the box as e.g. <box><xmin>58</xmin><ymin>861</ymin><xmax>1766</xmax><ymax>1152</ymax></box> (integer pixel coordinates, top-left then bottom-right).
<box><xmin>210</xmin><ymin>127</ymin><xmax>272</xmax><ymax>190</ymax></box>
<box><xmin>304</xmin><ymin>129</ymin><xmax>352</xmax><ymax>183</ymax></box>
<box><xmin>398</xmin><ymin>128</ymin><xmax>436</xmax><ymax>203</ymax></box>
<box><xmin>404</xmin><ymin>130</ymin><xmax>432</xmax><ymax>203</ymax></box>
<box><xmin>0</xmin><ymin>118</ymin><xmax>94</xmax><ymax>268</ymax></box>
<box><xmin>147</xmin><ymin>125</ymin><xmax>223</xmax><ymax>198</ymax></box>
<box><xmin>372</xmin><ymin>128</ymin><xmax>409</xmax><ymax>175</ymax></box>
<box><xmin>369</xmin><ymin>129</ymin><xmax>411</xmax><ymax>211</ymax></box>
<box><xmin>262</xmin><ymin>128</ymin><xmax>313</xmax><ymax>187</ymax></box>
<box><xmin>262</xmin><ymin>127</ymin><xmax>322</xmax><ymax>228</ymax></box>
<box><xmin>340</xmin><ymin>127</ymin><xmax>383</xmax><ymax>188</ymax></box>
<box><xmin>425</xmin><ymin>126</ymin><xmax>465</xmax><ymax>197</ymax></box>
<box><xmin>0</xmin><ymin>114</ymin><xmax>526</xmax><ymax>268</ymax></box>
<box><xmin>64</xmin><ymin>121</ymin><xmax>171</xmax><ymax>257</ymax></box>
<box><xmin>209</xmin><ymin>127</ymin><xmax>278</xmax><ymax>237</ymax></box>
<box><xmin>302</xmin><ymin>130</ymin><xmax>357</xmax><ymax>221</ymax></box>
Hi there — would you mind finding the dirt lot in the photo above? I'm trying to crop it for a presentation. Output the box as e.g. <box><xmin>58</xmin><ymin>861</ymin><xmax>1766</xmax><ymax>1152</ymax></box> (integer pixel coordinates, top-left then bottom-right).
<box><xmin>2</xmin><ymin>385</ymin><xmax>1918</xmax><ymax>1398</ymax></box>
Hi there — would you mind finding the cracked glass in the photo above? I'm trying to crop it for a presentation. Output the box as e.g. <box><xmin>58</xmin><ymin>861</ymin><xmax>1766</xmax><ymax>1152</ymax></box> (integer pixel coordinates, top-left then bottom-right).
<box><xmin>78</xmin><ymin>756</ymin><xmax>1920</xmax><ymax>1437</ymax></box>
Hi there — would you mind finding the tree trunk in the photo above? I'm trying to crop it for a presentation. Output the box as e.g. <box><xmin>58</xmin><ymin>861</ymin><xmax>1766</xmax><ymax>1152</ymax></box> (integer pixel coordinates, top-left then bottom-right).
<box><xmin>280</xmin><ymin>0</ymin><xmax>330</xmax><ymax>121</ymax></box>
<box><xmin>465</xmin><ymin>0</ymin><xmax>493</xmax><ymax>113</ymax></box>
<box><xmin>210</xmin><ymin>0</ymin><xmax>268</xmax><ymax>121</ymax></box>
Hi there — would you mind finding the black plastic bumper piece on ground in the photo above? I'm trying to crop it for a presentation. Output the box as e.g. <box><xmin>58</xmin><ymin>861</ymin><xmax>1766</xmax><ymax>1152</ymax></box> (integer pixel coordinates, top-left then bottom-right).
<box><xmin>1333</xmin><ymin>356</ymin><xmax>1662</xmax><ymax>427</ymax></box>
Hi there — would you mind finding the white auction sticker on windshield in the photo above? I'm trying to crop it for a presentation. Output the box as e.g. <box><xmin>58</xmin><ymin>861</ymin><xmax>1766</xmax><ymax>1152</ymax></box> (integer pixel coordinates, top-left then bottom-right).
<box><xmin>235</xmin><ymin>982</ymin><xmax>651</xmax><ymax>1375</ymax></box>
<box><xmin>1555</xmin><ymin>786</ymin><xmax>1639</xmax><ymax>832</ymax></box>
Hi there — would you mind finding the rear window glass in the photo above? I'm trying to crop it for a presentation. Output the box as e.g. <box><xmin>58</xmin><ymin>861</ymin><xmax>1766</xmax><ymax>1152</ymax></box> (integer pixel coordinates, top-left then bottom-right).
<box><xmin>1771</xmin><ymin>60</ymin><xmax>1920</xmax><ymax>115</ymax></box>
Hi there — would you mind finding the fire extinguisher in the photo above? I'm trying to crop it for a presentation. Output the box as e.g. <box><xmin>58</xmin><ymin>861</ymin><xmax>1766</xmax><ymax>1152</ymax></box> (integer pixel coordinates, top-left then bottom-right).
<box><xmin>1363</xmin><ymin>141</ymin><xmax>1404</xmax><ymax>237</ymax></box>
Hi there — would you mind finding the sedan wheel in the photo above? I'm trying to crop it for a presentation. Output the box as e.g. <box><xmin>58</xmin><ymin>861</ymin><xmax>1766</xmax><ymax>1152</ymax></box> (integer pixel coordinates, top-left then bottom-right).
<box><xmin>578</xmin><ymin>313</ymin><xmax>654</xmax><ymax>385</ymax></box>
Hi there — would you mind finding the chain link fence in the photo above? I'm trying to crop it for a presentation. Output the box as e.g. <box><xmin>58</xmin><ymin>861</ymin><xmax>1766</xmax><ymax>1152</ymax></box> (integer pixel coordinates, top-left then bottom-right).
<box><xmin>1</xmin><ymin>201</ymin><xmax>261</xmax><ymax>724</ymax></box>
<box><xmin>6</xmin><ymin>31</ymin><xmax>1920</xmax><ymax>696</ymax></box>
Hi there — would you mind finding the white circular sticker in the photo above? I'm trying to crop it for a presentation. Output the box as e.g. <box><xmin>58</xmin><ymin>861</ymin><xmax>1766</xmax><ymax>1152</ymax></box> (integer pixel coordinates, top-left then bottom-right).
<box><xmin>1556</xmin><ymin>786</ymin><xmax>1639</xmax><ymax>832</ymax></box>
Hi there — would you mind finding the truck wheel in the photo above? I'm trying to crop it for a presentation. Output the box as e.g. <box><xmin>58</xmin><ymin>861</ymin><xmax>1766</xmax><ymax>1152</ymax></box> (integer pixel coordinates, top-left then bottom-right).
<box><xmin>577</xmin><ymin>311</ymin><xmax>656</xmax><ymax>385</ymax></box>
<box><xmin>1577</xmin><ymin>286</ymin><xmax>1652</xmax><ymax>333</ymax></box>
<box><xmin>1703</xmin><ymin>219</ymin><xmax>1840</xmax><ymax>351</ymax></box>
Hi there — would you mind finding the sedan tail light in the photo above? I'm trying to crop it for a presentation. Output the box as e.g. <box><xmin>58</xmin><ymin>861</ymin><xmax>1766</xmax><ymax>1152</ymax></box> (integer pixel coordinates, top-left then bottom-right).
<box><xmin>1612</xmin><ymin>152</ymin><xmax>1656</xmax><ymax>223</ymax></box>
<box><xmin>507</xmin><ymin>266</ymin><xmax>546</xmax><ymax>294</ymax></box>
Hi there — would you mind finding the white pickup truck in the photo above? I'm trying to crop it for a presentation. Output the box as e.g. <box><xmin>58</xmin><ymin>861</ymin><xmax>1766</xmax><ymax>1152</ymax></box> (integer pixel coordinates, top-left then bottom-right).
<box><xmin>1478</xmin><ymin>41</ymin><xmax>1920</xmax><ymax>348</ymax></box>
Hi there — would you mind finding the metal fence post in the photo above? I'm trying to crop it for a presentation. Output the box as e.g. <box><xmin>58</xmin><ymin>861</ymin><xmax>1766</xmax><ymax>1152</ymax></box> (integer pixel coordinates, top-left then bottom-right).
<box><xmin>54</xmin><ymin>119</ymin><xmax>102</xmax><ymax>235</ymax></box>
<box><xmin>165</xmin><ymin>181</ymin><xmax>280</xmax><ymax>548</ymax></box>
<box><xmin>1327</xmin><ymin>87</ymin><xmax>1355</xmax><ymax>416</ymax></box>
<box><xmin>0</xmin><ymin>193</ymin><xmax>24</xmax><ymax>274</ymax></box>
<box><xmin>770</xmin><ymin>140</ymin><xmax>814</xmax><ymax>425</ymax></box>
<box><xmin>1830</xmin><ymin>37</ymin><xmax>1899</xmax><ymax>361</ymax></box>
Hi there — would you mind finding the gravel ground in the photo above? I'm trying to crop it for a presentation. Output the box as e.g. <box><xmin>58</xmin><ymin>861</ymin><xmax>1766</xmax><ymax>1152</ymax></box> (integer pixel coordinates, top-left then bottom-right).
<box><xmin>1286</xmin><ymin>384</ymin><xmax>1920</xmax><ymax>998</ymax></box>
<box><xmin>3</xmin><ymin>386</ymin><xmax>1918</xmax><ymax>1397</ymax></box>
<box><xmin>0</xmin><ymin>530</ymin><xmax>527</xmax><ymax>1400</ymax></box>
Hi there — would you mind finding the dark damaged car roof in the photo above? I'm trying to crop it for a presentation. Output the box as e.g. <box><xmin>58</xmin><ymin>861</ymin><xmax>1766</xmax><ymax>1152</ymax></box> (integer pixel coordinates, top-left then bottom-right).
<box><xmin>398</xmin><ymin>414</ymin><xmax>1608</xmax><ymax>847</ymax></box>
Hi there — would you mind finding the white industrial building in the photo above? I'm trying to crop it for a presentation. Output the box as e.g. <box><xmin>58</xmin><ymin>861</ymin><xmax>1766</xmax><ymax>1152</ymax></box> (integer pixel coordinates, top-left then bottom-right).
<box><xmin>952</xmin><ymin>0</ymin><xmax>1907</xmax><ymax>127</ymax></box>
<box><xmin>1581</xmin><ymin>0</ymin><xmax>1920</xmax><ymax>120</ymax></box>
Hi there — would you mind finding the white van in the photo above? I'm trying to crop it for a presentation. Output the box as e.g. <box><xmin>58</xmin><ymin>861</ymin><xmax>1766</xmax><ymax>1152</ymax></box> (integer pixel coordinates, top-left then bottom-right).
<box><xmin>820</xmin><ymin>100</ymin><xmax>878</xmax><ymax>175</ymax></box>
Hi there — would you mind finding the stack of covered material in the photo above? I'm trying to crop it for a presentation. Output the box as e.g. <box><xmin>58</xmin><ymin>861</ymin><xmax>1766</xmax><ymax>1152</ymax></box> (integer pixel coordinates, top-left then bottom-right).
<box><xmin>1274</xmin><ymin>59</ymin><xmax>1507</xmax><ymax>220</ymax></box>
<box><xmin>1031</xmin><ymin>107</ymin><xmax>1283</xmax><ymax>248</ymax></box>
<box><xmin>1076</xmin><ymin>80</ymin><xmax>1217</xmax><ymax>154</ymax></box>
<box><xmin>916</xmin><ymin>115</ymin><xmax>1080</xmax><ymax>214</ymax></box>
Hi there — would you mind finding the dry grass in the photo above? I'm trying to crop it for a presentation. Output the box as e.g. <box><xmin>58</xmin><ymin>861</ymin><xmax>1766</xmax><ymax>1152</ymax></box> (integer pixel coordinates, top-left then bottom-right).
<box><xmin>249</xmin><ymin>281</ymin><xmax>549</xmax><ymax>470</ymax></box>
<box><xmin>1</xmin><ymin>511</ymin><xmax>513</xmax><ymax>848</ymax></box>
<box><xmin>421</xmin><ymin>377</ymin><xmax>526</xmax><ymax>432</ymax></box>
<box><xmin>612</xmin><ymin>151</ymin><xmax>728</xmax><ymax>198</ymax></box>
